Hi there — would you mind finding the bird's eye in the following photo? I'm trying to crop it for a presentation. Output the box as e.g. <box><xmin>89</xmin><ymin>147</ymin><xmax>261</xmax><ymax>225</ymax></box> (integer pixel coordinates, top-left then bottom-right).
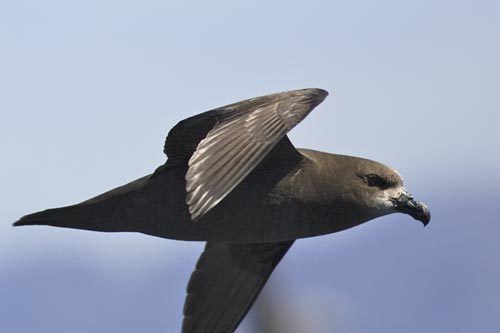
<box><xmin>366</xmin><ymin>174</ymin><xmax>388</xmax><ymax>188</ymax></box>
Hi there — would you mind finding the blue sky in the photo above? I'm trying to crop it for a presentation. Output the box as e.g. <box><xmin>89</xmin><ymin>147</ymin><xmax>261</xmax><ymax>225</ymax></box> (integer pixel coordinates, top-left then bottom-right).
<box><xmin>1</xmin><ymin>0</ymin><xmax>499</xmax><ymax>332</ymax></box>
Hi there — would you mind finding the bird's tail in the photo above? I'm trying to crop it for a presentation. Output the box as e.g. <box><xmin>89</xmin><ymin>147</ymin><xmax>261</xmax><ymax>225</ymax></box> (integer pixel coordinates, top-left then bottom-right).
<box><xmin>14</xmin><ymin>205</ymin><xmax>90</xmax><ymax>229</ymax></box>
<box><xmin>14</xmin><ymin>208</ymin><xmax>59</xmax><ymax>227</ymax></box>
<box><xmin>13</xmin><ymin>202</ymin><xmax>133</xmax><ymax>233</ymax></box>
<box><xmin>13</xmin><ymin>175</ymin><xmax>154</xmax><ymax>233</ymax></box>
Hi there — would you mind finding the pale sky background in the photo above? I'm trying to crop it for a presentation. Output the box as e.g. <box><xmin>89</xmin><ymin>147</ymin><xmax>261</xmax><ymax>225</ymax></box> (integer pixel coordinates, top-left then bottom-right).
<box><xmin>1</xmin><ymin>0</ymin><xmax>499</xmax><ymax>332</ymax></box>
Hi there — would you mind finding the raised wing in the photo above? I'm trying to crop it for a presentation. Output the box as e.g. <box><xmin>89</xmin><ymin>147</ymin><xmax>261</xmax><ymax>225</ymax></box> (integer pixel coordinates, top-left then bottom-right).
<box><xmin>182</xmin><ymin>241</ymin><xmax>294</xmax><ymax>333</ymax></box>
<box><xmin>166</xmin><ymin>88</ymin><xmax>328</xmax><ymax>221</ymax></box>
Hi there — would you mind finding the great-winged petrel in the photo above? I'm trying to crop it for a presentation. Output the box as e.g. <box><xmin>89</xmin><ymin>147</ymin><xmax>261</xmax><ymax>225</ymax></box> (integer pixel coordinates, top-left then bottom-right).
<box><xmin>15</xmin><ymin>88</ymin><xmax>430</xmax><ymax>333</ymax></box>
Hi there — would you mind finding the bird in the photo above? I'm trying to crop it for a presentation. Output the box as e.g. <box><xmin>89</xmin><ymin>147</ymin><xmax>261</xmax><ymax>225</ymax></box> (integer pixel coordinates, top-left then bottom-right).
<box><xmin>14</xmin><ymin>88</ymin><xmax>430</xmax><ymax>333</ymax></box>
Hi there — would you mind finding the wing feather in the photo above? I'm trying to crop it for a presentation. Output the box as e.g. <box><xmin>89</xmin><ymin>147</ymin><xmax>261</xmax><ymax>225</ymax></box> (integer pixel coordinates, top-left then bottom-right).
<box><xmin>182</xmin><ymin>241</ymin><xmax>294</xmax><ymax>333</ymax></box>
<box><xmin>185</xmin><ymin>88</ymin><xmax>328</xmax><ymax>220</ymax></box>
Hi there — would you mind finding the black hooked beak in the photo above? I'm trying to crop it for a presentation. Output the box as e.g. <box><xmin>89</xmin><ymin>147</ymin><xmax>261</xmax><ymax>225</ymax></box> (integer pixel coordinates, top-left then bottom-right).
<box><xmin>391</xmin><ymin>190</ymin><xmax>431</xmax><ymax>226</ymax></box>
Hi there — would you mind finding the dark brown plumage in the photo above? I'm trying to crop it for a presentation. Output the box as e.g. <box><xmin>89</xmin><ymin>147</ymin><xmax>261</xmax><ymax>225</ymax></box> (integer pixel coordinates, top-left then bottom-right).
<box><xmin>14</xmin><ymin>88</ymin><xmax>430</xmax><ymax>332</ymax></box>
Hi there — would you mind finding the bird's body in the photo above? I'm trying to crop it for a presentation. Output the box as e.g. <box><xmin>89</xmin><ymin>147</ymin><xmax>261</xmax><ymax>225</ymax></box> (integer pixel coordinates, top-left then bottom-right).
<box><xmin>15</xmin><ymin>88</ymin><xmax>430</xmax><ymax>332</ymax></box>
<box><xmin>27</xmin><ymin>148</ymin><xmax>391</xmax><ymax>242</ymax></box>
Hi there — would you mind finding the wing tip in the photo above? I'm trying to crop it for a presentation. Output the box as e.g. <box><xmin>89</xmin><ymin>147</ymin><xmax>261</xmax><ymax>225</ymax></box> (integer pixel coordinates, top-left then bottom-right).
<box><xmin>305</xmin><ymin>87</ymin><xmax>329</xmax><ymax>97</ymax></box>
<box><xmin>280</xmin><ymin>88</ymin><xmax>328</xmax><ymax>110</ymax></box>
<box><xmin>299</xmin><ymin>87</ymin><xmax>329</xmax><ymax>105</ymax></box>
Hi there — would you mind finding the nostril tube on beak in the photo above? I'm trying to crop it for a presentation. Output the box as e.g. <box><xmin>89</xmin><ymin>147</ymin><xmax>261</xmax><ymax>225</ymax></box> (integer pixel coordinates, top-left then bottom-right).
<box><xmin>392</xmin><ymin>192</ymin><xmax>431</xmax><ymax>226</ymax></box>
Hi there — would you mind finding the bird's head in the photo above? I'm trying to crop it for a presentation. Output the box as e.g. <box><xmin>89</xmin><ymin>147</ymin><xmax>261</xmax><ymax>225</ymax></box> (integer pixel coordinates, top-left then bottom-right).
<box><xmin>349</xmin><ymin>157</ymin><xmax>430</xmax><ymax>226</ymax></box>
